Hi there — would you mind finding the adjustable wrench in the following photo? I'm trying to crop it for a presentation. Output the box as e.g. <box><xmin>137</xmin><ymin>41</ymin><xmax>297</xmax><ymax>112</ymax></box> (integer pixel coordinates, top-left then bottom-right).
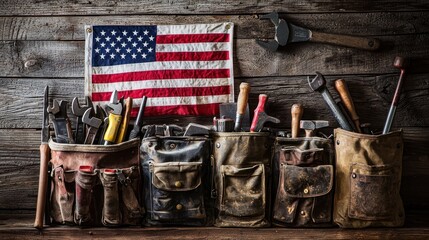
<box><xmin>307</xmin><ymin>72</ymin><xmax>353</xmax><ymax>131</ymax></box>
<box><xmin>103</xmin><ymin>90</ymin><xmax>123</xmax><ymax>145</ymax></box>
<box><xmin>71</xmin><ymin>96</ymin><xmax>93</xmax><ymax>144</ymax></box>
<box><xmin>47</xmin><ymin>100</ymin><xmax>75</xmax><ymax>144</ymax></box>
<box><xmin>82</xmin><ymin>108</ymin><xmax>102</xmax><ymax>144</ymax></box>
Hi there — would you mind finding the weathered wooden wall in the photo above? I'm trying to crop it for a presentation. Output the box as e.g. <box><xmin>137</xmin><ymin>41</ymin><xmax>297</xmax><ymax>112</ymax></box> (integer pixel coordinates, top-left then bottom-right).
<box><xmin>0</xmin><ymin>0</ymin><xmax>428</xmax><ymax>214</ymax></box>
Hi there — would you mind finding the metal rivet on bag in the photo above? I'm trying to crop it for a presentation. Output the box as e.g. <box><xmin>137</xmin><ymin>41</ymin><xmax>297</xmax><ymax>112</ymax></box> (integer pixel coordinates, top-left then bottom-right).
<box><xmin>336</xmin><ymin>140</ymin><xmax>340</xmax><ymax>145</ymax></box>
<box><xmin>352</xmin><ymin>173</ymin><xmax>357</xmax><ymax>178</ymax></box>
<box><xmin>176</xmin><ymin>204</ymin><xmax>183</xmax><ymax>210</ymax></box>
<box><xmin>216</xmin><ymin>142</ymin><xmax>221</xmax><ymax>148</ymax></box>
<box><xmin>303</xmin><ymin>188</ymin><xmax>309</xmax><ymax>194</ymax></box>
<box><xmin>175</xmin><ymin>181</ymin><xmax>182</xmax><ymax>188</ymax></box>
<box><xmin>169</xmin><ymin>143</ymin><xmax>176</xmax><ymax>149</ymax></box>
<box><xmin>58</xmin><ymin>176</ymin><xmax>62</xmax><ymax>181</ymax></box>
<box><xmin>300</xmin><ymin>211</ymin><xmax>306</xmax><ymax>216</ymax></box>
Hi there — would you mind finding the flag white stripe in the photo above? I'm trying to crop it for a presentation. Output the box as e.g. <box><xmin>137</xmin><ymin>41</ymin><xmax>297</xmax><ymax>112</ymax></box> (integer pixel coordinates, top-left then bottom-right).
<box><xmin>93</xmin><ymin>78</ymin><xmax>231</xmax><ymax>92</ymax></box>
<box><xmin>157</xmin><ymin>23</ymin><xmax>232</xmax><ymax>35</ymax></box>
<box><xmin>95</xmin><ymin>94</ymin><xmax>231</xmax><ymax>107</ymax></box>
<box><xmin>92</xmin><ymin>60</ymin><xmax>231</xmax><ymax>75</ymax></box>
<box><xmin>156</xmin><ymin>42</ymin><xmax>230</xmax><ymax>52</ymax></box>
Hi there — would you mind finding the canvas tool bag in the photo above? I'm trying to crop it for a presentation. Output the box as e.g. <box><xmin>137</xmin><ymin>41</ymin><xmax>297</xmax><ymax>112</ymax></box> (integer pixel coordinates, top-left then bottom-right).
<box><xmin>140</xmin><ymin>136</ymin><xmax>212</xmax><ymax>226</ymax></box>
<box><xmin>211</xmin><ymin>132</ymin><xmax>272</xmax><ymax>227</ymax></box>
<box><xmin>48</xmin><ymin>138</ymin><xmax>143</xmax><ymax>227</ymax></box>
<box><xmin>271</xmin><ymin>136</ymin><xmax>334</xmax><ymax>227</ymax></box>
<box><xmin>333</xmin><ymin>128</ymin><xmax>405</xmax><ymax>228</ymax></box>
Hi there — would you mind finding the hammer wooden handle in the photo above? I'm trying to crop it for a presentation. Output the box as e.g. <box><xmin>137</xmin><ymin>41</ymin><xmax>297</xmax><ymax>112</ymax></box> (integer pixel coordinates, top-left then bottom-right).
<box><xmin>34</xmin><ymin>143</ymin><xmax>50</xmax><ymax>229</ymax></box>
<box><xmin>311</xmin><ymin>31</ymin><xmax>380</xmax><ymax>51</ymax></box>
<box><xmin>116</xmin><ymin>97</ymin><xmax>133</xmax><ymax>143</ymax></box>
<box><xmin>334</xmin><ymin>79</ymin><xmax>362</xmax><ymax>133</ymax></box>
<box><xmin>237</xmin><ymin>83</ymin><xmax>250</xmax><ymax>115</ymax></box>
<box><xmin>291</xmin><ymin>104</ymin><xmax>303</xmax><ymax>138</ymax></box>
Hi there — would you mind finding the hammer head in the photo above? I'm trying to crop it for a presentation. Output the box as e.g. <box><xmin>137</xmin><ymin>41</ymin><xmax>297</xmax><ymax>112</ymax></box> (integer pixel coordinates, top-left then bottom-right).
<box><xmin>308</xmin><ymin>72</ymin><xmax>327</xmax><ymax>92</ymax></box>
<box><xmin>300</xmin><ymin>120</ymin><xmax>329</xmax><ymax>130</ymax></box>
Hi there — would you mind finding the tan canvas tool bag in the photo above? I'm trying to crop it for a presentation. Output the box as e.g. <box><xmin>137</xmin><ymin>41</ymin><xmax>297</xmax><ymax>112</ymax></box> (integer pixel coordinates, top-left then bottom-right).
<box><xmin>271</xmin><ymin>136</ymin><xmax>334</xmax><ymax>227</ymax></box>
<box><xmin>48</xmin><ymin>138</ymin><xmax>143</xmax><ymax>227</ymax></box>
<box><xmin>140</xmin><ymin>136</ymin><xmax>212</xmax><ymax>226</ymax></box>
<box><xmin>333</xmin><ymin>128</ymin><xmax>405</xmax><ymax>228</ymax></box>
<box><xmin>211</xmin><ymin>132</ymin><xmax>272</xmax><ymax>227</ymax></box>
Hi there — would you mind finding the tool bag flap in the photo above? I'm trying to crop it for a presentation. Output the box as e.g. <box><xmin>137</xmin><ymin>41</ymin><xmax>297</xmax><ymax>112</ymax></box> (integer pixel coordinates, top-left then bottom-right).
<box><xmin>151</xmin><ymin>162</ymin><xmax>202</xmax><ymax>192</ymax></box>
<box><xmin>281</xmin><ymin>164</ymin><xmax>333</xmax><ymax>198</ymax></box>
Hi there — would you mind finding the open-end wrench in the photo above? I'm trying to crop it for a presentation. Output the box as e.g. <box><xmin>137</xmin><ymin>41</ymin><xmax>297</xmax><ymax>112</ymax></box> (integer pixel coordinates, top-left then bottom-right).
<box><xmin>307</xmin><ymin>72</ymin><xmax>353</xmax><ymax>131</ymax></box>
<box><xmin>47</xmin><ymin>100</ymin><xmax>75</xmax><ymax>144</ymax></box>
<box><xmin>103</xmin><ymin>90</ymin><xmax>123</xmax><ymax>145</ymax></box>
<box><xmin>82</xmin><ymin>108</ymin><xmax>102</xmax><ymax>144</ymax></box>
<box><xmin>71</xmin><ymin>96</ymin><xmax>93</xmax><ymax>144</ymax></box>
<box><xmin>257</xmin><ymin>12</ymin><xmax>380</xmax><ymax>52</ymax></box>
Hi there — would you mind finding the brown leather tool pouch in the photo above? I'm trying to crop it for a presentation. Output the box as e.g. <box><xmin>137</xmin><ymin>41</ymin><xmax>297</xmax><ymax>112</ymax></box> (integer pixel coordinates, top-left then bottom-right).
<box><xmin>211</xmin><ymin>132</ymin><xmax>272</xmax><ymax>228</ymax></box>
<box><xmin>333</xmin><ymin>128</ymin><xmax>405</xmax><ymax>228</ymax></box>
<box><xmin>140</xmin><ymin>136</ymin><xmax>212</xmax><ymax>226</ymax></box>
<box><xmin>271</xmin><ymin>137</ymin><xmax>334</xmax><ymax>227</ymax></box>
<box><xmin>49</xmin><ymin>138</ymin><xmax>143</xmax><ymax>227</ymax></box>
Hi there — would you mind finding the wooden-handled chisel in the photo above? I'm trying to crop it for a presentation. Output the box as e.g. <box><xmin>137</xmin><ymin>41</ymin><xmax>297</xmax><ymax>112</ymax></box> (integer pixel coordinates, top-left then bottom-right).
<box><xmin>34</xmin><ymin>86</ymin><xmax>50</xmax><ymax>229</ymax></box>
<box><xmin>334</xmin><ymin>79</ymin><xmax>362</xmax><ymax>133</ymax></box>
<box><xmin>234</xmin><ymin>82</ymin><xmax>250</xmax><ymax>132</ymax></box>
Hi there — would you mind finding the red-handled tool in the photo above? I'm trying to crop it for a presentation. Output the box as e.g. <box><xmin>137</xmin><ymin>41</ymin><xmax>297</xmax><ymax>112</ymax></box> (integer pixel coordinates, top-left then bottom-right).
<box><xmin>250</xmin><ymin>94</ymin><xmax>280</xmax><ymax>132</ymax></box>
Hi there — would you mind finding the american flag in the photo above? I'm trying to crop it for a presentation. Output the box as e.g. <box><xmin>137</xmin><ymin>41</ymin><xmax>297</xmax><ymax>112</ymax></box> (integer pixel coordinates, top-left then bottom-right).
<box><xmin>84</xmin><ymin>23</ymin><xmax>234</xmax><ymax>116</ymax></box>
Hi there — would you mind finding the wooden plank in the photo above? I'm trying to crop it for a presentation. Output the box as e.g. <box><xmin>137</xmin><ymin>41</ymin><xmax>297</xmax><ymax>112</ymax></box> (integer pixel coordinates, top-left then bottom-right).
<box><xmin>0</xmin><ymin>225</ymin><xmax>429</xmax><ymax>240</ymax></box>
<box><xmin>0</xmin><ymin>128</ymin><xmax>427</xmax><ymax>209</ymax></box>
<box><xmin>0</xmin><ymin>0</ymin><xmax>428</xmax><ymax>15</ymax></box>
<box><xmin>1</xmin><ymin>73</ymin><xmax>428</xmax><ymax>129</ymax></box>
<box><xmin>1</xmin><ymin>12</ymin><xmax>428</xmax><ymax>41</ymax></box>
<box><xmin>1</xmin><ymin>34</ymin><xmax>428</xmax><ymax>79</ymax></box>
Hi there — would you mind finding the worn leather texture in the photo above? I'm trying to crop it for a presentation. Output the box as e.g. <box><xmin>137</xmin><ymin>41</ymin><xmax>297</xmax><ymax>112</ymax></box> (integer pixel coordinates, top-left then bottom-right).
<box><xmin>333</xmin><ymin>128</ymin><xmax>405</xmax><ymax>228</ymax></box>
<box><xmin>211</xmin><ymin>132</ymin><xmax>272</xmax><ymax>228</ymax></box>
<box><xmin>140</xmin><ymin>136</ymin><xmax>212</xmax><ymax>226</ymax></box>
<box><xmin>272</xmin><ymin>137</ymin><xmax>334</xmax><ymax>227</ymax></box>
<box><xmin>48</xmin><ymin>138</ymin><xmax>143</xmax><ymax>227</ymax></box>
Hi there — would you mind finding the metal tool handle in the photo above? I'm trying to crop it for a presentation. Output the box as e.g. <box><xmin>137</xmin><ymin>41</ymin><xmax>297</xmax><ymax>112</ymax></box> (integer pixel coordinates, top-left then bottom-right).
<box><xmin>291</xmin><ymin>104</ymin><xmax>303</xmax><ymax>138</ymax></box>
<box><xmin>116</xmin><ymin>97</ymin><xmax>133</xmax><ymax>143</ymax></box>
<box><xmin>235</xmin><ymin>83</ymin><xmax>250</xmax><ymax>131</ymax></box>
<box><xmin>34</xmin><ymin>143</ymin><xmax>50</xmax><ymax>229</ymax></box>
<box><xmin>334</xmin><ymin>79</ymin><xmax>362</xmax><ymax>133</ymax></box>
<box><xmin>321</xmin><ymin>90</ymin><xmax>354</xmax><ymax>131</ymax></box>
<box><xmin>310</xmin><ymin>31</ymin><xmax>380</xmax><ymax>51</ymax></box>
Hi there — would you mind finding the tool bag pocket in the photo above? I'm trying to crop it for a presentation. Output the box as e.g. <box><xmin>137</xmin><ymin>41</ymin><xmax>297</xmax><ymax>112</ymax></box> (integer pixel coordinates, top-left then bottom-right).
<box><xmin>211</xmin><ymin>132</ymin><xmax>272</xmax><ymax>227</ymax></box>
<box><xmin>333</xmin><ymin>128</ymin><xmax>404</xmax><ymax>228</ymax></box>
<box><xmin>48</xmin><ymin>138</ymin><xmax>143</xmax><ymax>227</ymax></box>
<box><xmin>272</xmin><ymin>137</ymin><xmax>334</xmax><ymax>227</ymax></box>
<box><xmin>140</xmin><ymin>136</ymin><xmax>212</xmax><ymax>226</ymax></box>
<box><xmin>219</xmin><ymin>164</ymin><xmax>266</xmax><ymax>219</ymax></box>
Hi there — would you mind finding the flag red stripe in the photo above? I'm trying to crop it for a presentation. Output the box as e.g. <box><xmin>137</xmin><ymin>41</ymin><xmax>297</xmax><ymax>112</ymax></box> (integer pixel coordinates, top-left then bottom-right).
<box><xmin>156</xmin><ymin>33</ymin><xmax>229</xmax><ymax>44</ymax></box>
<box><xmin>91</xmin><ymin>85</ymin><xmax>231</xmax><ymax>101</ymax></box>
<box><xmin>130</xmin><ymin>103</ymin><xmax>219</xmax><ymax>117</ymax></box>
<box><xmin>156</xmin><ymin>51</ymin><xmax>229</xmax><ymax>61</ymax></box>
<box><xmin>92</xmin><ymin>69</ymin><xmax>230</xmax><ymax>83</ymax></box>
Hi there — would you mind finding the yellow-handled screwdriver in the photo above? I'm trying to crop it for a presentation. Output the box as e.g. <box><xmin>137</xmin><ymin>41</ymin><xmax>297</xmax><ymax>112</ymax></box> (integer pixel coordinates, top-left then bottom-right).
<box><xmin>103</xmin><ymin>90</ymin><xmax>123</xmax><ymax>145</ymax></box>
<box><xmin>115</xmin><ymin>97</ymin><xmax>133</xmax><ymax>143</ymax></box>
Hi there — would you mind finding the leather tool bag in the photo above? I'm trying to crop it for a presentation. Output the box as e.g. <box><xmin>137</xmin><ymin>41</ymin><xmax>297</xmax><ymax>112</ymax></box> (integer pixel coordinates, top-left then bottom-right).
<box><xmin>211</xmin><ymin>132</ymin><xmax>272</xmax><ymax>227</ymax></box>
<box><xmin>48</xmin><ymin>138</ymin><xmax>143</xmax><ymax>227</ymax></box>
<box><xmin>271</xmin><ymin>137</ymin><xmax>334</xmax><ymax>227</ymax></box>
<box><xmin>140</xmin><ymin>136</ymin><xmax>212</xmax><ymax>226</ymax></box>
<box><xmin>333</xmin><ymin>128</ymin><xmax>405</xmax><ymax>228</ymax></box>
